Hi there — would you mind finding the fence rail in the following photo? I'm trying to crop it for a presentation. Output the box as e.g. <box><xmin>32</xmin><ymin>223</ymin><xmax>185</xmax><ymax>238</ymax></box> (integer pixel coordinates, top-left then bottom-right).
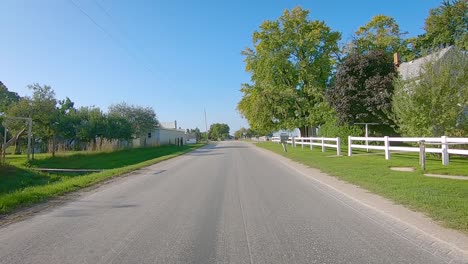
<box><xmin>272</xmin><ymin>136</ymin><xmax>341</xmax><ymax>156</ymax></box>
<box><xmin>272</xmin><ymin>135</ymin><xmax>468</xmax><ymax>166</ymax></box>
<box><xmin>348</xmin><ymin>136</ymin><xmax>468</xmax><ymax>165</ymax></box>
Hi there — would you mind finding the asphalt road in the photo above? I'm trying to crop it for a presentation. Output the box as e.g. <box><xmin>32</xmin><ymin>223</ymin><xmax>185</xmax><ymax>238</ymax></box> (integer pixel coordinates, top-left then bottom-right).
<box><xmin>0</xmin><ymin>142</ymin><xmax>455</xmax><ymax>263</ymax></box>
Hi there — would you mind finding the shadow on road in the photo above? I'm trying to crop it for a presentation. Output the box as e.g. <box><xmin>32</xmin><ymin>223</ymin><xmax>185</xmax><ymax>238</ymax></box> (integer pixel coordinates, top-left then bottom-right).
<box><xmin>212</xmin><ymin>146</ymin><xmax>248</xmax><ymax>149</ymax></box>
<box><xmin>186</xmin><ymin>153</ymin><xmax>224</xmax><ymax>156</ymax></box>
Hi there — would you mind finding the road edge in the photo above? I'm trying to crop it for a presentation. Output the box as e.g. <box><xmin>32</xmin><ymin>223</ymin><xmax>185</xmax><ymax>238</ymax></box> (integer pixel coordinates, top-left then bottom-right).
<box><xmin>0</xmin><ymin>144</ymin><xmax>209</xmax><ymax>228</ymax></box>
<box><xmin>250</xmin><ymin>142</ymin><xmax>468</xmax><ymax>263</ymax></box>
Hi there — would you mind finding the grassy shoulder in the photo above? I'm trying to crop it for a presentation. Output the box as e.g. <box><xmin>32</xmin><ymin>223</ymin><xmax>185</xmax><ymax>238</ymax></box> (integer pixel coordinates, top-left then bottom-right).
<box><xmin>257</xmin><ymin>142</ymin><xmax>468</xmax><ymax>233</ymax></box>
<box><xmin>0</xmin><ymin>144</ymin><xmax>204</xmax><ymax>214</ymax></box>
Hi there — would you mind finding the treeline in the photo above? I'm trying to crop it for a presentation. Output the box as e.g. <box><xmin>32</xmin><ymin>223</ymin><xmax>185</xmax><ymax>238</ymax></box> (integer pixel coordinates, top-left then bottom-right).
<box><xmin>208</xmin><ymin>123</ymin><xmax>230</xmax><ymax>141</ymax></box>
<box><xmin>234</xmin><ymin>127</ymin><xmax>262</xmax><ymax>139</ymax></box>
<box><xmin>0</xmin><ymin>83</ymin><xmax>158</xmax><ymax>155</ymax></box>
<box><xmin>237</xmin><ymin>1</ymin><xmax>467</xmax><ymax>138</ymax></box>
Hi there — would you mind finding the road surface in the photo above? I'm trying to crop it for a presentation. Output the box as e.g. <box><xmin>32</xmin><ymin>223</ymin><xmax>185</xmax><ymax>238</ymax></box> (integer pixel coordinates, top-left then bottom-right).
<box><xmin>0</xmin><ymin>142</ymin><xmax>459</xmax><ymax>263</ymax></box>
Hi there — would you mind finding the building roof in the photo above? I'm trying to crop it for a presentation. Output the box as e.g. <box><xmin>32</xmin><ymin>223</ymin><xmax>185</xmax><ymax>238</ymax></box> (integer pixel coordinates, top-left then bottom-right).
<box><xmin>159</xmin><ymin>121</ymin><xmax>177</xmax><ymax>129</ymax></box>
<box><xmin>398</xmin><ymin>46</ymin><xmax>454</xmax><ymax>80</ymax></box>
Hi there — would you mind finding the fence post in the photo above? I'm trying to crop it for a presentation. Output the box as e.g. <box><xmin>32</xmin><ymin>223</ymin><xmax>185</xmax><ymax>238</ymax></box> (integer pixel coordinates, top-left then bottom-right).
<box><xmin>348</xmin><ymin>136</ymin><xmax>352</xmax><ymax>156</ymax></box>
<box><xmin>310</xmin><ymin>138</ymin><xmax>313</xmax><ymax>150</ymax></box>
<box><xmin>441</xmin><ymin>136</ymin><xmax>449</xmax><ymax>166</ymax></box>
<box><xmin>384</xmin><ymin>136</ymin><xmax>390</xmax><ymax>160</ymax></box>
<box><xmin>419</xmin><ymin>140</ymin><xmax>426</xmax><ymax>171</ymax></box>
<box><xmin>336</xmin><ymin>137</ymin><xmax>341</xmax><ymax>156</ymax></box>
<box><xmin>321</xmin><ymin>137</ymin><xmax>325</xmax><ymax>152</ymax></box>
<box><xmin>292</xmin><ymin>136</ymin><xmax>295</xmax><ymax>147</ymax></box>
<box><xmin>301</xmin><ymin>138</ymin><xmax>304</xmax><ymax>150</ymax></box>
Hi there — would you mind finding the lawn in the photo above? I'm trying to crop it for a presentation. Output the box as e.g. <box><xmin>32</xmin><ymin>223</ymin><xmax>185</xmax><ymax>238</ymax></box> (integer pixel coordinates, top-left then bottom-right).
<box><xmin>0</xmin><ymin>144</ymin><xmax>204</xmax><ymax>214</ymax></box>
<box><xmin>257</xmin><ymin>142</ymin><xmax>468</xmax><ymax>233</ymax></box>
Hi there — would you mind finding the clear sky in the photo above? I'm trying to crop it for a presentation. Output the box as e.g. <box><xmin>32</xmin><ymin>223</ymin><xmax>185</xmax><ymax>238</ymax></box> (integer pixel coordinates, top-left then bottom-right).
<box><xmin>1</xmin><ymin>0</ymin><xmax>442</xmax><ymax>133</ymax></box>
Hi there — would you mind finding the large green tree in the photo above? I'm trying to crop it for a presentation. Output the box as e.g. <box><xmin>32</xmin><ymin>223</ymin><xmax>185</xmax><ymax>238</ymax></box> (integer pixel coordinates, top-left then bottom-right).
<box><xmin>209</xmin><ymin>123</ymin><xmax>230</xmax><ymax>140</ymax></box>
<box><xmin>7</xmin><ymin>84</ymin><xmax>61</xmax><ymax>155</ymax></box>
<box><xmin>75</xmin><ymin>107</ymin><xmax>107</xmax><ymax>150</ymax></box>
<box><xmin>409</xmin><ymin>0</ymin><xmax>467</xmax><ymax>56</ymax></box>
<box><xmin>234</xmin><ymin>127</ymin><xmax>261</xmax><ymax>139</ymax></box>
<box><xmin>0</xmin><ymin>82</ymin><xmax>20</xmax><ymax>145</ymax></box>
<box><xmin>237</xmin><ymin>7</ymin><xmax>341</xmax><ymax>136</ymax></box>
<box><xmin>234</xmin><ymin>127</ymin><xmax>249</xmax><ymax>139</ymax></box>
<box><xmin>104</xmin><ymin>115</ymin><xmax>133</xmax><ymax>142</ymax></box>
<box><xmin>108</xmin><ymin>102</ymin><xmax>158</xmax><ymax>138</ymax></box>
<box><xmin>0</xmin><ymin>81</ymin><xmax>20</xmax><ymax>113</ymax></box>
<box><xmin>352</xmin><ymin>15</ymin><xmax>409</xmax><ymax>59</ymax></box>
<box><xmin>392</xmin><ymin>48</ymin><xmax>468</xmax><ymax>137</ymax></box>
<box><xmin>56</xmin><ymin>97</ymin><xmax>78</xmax><ymax>146</ymax></box>
<box><xmin>327</xmin><ymin>50</ymin><xmax>397</xmax><ymax>134</ymax></box>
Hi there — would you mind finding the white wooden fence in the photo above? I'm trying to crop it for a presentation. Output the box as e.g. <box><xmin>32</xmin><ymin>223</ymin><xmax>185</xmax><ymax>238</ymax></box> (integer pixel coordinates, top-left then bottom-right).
<box><xmin>348</xmin><ymin>136</ymin><xmax>468</xmax><ymax>165</ymax></box>
<box><xmin>271</xmin><ymin>136</ymin><xmax>341</xmax><ymax>156</ymax></box>
<box><xmin>271</xmin><ymin>135</ymin><xmax>468</xmax><ymax>166</ymax></box>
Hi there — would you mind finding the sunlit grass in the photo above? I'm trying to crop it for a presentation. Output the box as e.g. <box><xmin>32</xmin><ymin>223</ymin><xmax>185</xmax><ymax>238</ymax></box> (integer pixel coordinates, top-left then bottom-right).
<box><xmin>0</xmin><ymin>144</ymin><xmax>204</xmax><ymax>214</ymax></box>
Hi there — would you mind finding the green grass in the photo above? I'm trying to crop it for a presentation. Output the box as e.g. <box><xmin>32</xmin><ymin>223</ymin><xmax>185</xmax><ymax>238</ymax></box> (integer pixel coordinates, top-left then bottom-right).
<box><xmin>0</xmin><ymin>144</ymin><xmax>204</xmax><ymax>214</ymax></box>
<box><xmin>257</xmin><ymin>142</ymin><xmax>468</xmax><ymax>232</ymax></box>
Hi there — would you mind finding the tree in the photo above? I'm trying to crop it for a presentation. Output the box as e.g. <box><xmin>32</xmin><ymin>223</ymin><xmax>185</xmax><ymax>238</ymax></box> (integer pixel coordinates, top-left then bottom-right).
<box><xmin>0</xmin><ymin>82</ymin><xmax>20</xmax><ymax>146</ymax></box>
<box><xmin>108</xmin><ymin>103</ymin><xmax>158</xmax><ymax>137</ymax></box>
<box><xmin>187</xmin><ymin>127</ymin><xmax>203</xmax><ymax>142</ymax></box>
<box><xmin>209</xmin><ymin>123</ymin><xmax>230</xmax><ymax>140</ymax></box>
<box><xmin>409</xmin><ymin>0</ymin><xmax>468</xmax><ymax>56</ymax></box>
<box><xmin>234</xmin><ymin>127</ymin><xmax>248</xmax><ymax>139</ymax></box>
<box><xmin>74</xmin><ymin>107</ymin><xmax>107</xmax><ymax>150</ymax></box>
<box><xmin>0</xmin><ymin>81</ymin><xmax>20</xmax><ymax>113</ymax></box>
<box><xmin>237</xmin><ymin>7</ymin><xmax>341</xmax><ymax>136</ymax></box>
<box><xmin>327</xmin><ymin>50</ymin><xmax>397</xmax><ymax>134</ymax></box>
<box><xmin>234</xmin><ymin>127</ymin><xmax>260</xmax><ymax>139</ymax></box>
<box><xmin>56</xmin><ymin>97</ymin><xmax>78</xmax><ymax>147</ymax></box>
<box><xmin>104</xmin><ymin>115</ymin><xmax>133</xmax><ymax>142</ymax></box>
<box><xmin>7</xmin><ymin>84</ymin><xmax>60</xmax><ymax>155</ymax></box>
<box><xmin>352</xmin><ymin>15</ymin><xmax>408</xmax><ymax>58</ymax></box>
<box><xmin>318</xmin><ymin>113</ymin><xmax>363</xmax><ymax>143</ymax></box>
<box><xmin>392</xmin><ymin>48</ymin><xmax>468</xmax><ymax>137</ymax></box>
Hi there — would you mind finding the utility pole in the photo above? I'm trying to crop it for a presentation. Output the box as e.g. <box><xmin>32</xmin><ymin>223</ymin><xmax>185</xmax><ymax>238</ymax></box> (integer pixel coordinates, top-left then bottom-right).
<box><xmin>204</xmin><ymin>108</ymin><xmax>208</xmax><ymax>143</ymax></box>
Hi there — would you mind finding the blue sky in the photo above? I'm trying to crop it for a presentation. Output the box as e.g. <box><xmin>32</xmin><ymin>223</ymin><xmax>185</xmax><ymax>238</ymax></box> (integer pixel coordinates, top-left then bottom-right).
<box><xmin>0</xmin><ymin>0</ymin><xmax>442</xmax><ymax>132</ymax></box>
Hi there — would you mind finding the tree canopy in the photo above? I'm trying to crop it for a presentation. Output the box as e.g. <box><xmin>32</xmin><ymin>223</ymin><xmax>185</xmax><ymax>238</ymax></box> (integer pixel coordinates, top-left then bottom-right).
<box><xmin>209</xmin><ymin>123</ymin><xmax>230</xmax><ymax>140</ymax></box>
<box><xmin>392</xmin><ymin>48</ymin><xmax>468</xmax><ymax>137</ymax></box>
<box><xmin>327</xmin><ymin>50</ymin><xmax>397</xmax><ymax>134</ymax></box>
<box><xmin>353</xmin><ymin>15</ymin><xmax>407</xmax><ymax>56</ymax></box>
<box><xmin>237</xmin><ymin>7</ymin><xmax>341</xmax><ymax>136</ymax></box>
<box><xmin>108</xmin><ymin>102</ymin><xmax>158</xmax><ymax>138</ymax></box>
<box><xmin>234</xmin><ymin>127</ymin><xmax>259</xmax><ymax>139</ymax></box>
<box><xmin>4</xmin><ymin>84</ymin><xmax>157</xmax><ymax>154</ymax></box>
<box><xmin>410</xmin><ymin>0</ymin><xmax>468</xmax><ymax>55</ymax></box>
<box><xmin>0</xmin><ymin>82</ymin><xmax>20</xmax><ymax>143</ymax></box>
<box><xmin>0</xmin><ymin>81</ymin><xmax>20</xmax><ymax>114</ymax></box>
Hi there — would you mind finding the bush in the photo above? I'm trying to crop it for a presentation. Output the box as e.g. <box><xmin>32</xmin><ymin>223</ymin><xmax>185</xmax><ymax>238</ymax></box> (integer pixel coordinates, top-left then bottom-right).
<box><xmin>318</xmin><ymin>116</ymin><xmax>363</xmax><ymax>144</ymax></box>
<box><xmin>392</xmin><ymin>48</ymin><xmax>468</xmax><ymax>137</ymax></box>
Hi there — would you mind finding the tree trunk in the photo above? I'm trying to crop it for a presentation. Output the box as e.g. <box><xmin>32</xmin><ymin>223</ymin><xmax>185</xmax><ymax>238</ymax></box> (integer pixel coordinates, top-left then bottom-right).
<box><xmin>92</xmin><ymin>138</ymin><xmax>97</xmax><ymax>151</ymax></box>
<box><xmin>32</xmin><ymin>135</ymin><xmax>35</xmax><ymax>160</ymax></box>
<box><xmin>299</xmin><ymin>126</ymin><xmax>309</xmax><ymax>137</ymax></box>
<box><xmin>14</xmin><ymin>140</ymin><xmax>21</xmax><ymax>154</ymax></box>
<box><xmin>51</xmin><ymin>137</ymin><xmax>56</xmax><ymax>157</ymax></box>
<box><xmin>299</xmin><ymin>126</ymin><xmax>318</xmax><ymax>137</ymax></box>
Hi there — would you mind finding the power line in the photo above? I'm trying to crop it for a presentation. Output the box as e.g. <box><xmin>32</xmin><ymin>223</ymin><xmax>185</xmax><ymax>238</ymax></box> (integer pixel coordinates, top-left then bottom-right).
<box><xmin>68</xmin><ymin>0</ymin><xmax>156</xmax><ymax>75</ymax></box>
<box><xmin>91</xmin><ymin>0</ymin><xmax>157</xmax><ymax>74</ymax></box>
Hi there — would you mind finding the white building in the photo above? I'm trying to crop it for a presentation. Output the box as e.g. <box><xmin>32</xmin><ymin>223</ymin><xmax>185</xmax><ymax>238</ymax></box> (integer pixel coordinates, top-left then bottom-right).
<box><xmin>396</xmin><ymin>46</ymin><xmax>455</xmax><ymax>81</ymax></box>
<box><xmin>133</xmin><ymin>120</ymin><xmax>190</xmax><ymax>147</ymax></box>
